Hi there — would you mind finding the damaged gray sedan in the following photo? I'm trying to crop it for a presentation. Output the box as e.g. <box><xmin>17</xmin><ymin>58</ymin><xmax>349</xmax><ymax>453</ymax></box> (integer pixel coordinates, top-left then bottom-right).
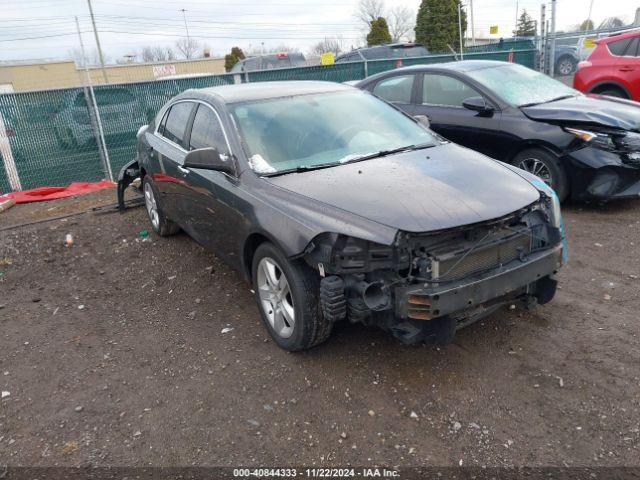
<box><xmin>118</xmin><ymin>81</ymin><xmax>567</xmax><ymax>351</ymax></box>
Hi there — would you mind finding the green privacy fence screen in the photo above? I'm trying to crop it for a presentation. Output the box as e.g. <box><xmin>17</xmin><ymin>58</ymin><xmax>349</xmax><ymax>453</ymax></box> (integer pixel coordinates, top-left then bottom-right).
<box><xmin>0</xmin><ymin>44</ymin><xmax>536</xmax><ymax>193</ymax></box>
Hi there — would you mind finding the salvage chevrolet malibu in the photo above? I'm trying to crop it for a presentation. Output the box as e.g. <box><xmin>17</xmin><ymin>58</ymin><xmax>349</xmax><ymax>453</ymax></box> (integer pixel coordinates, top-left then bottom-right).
<box><xmin>118</xmin><ymin>81</ymin><xmax>566</xmax><ymax>351</ymax></box>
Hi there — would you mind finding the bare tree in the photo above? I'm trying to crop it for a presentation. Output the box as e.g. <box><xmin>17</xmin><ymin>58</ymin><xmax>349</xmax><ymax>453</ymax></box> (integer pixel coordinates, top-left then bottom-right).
<box><xmin>246</xmin><ymin>44</ymin><xmax>299</xmax><ymax>55</ymax></box>
<box><xmin>140</xmin><ymin>46</ymin><xmax>177</xmax><ymax>62</ymax></box>
<box><xmin>388</xmin><ymin>5</ymin><xmax>415</xmax><ymax>42</ymax></box>
<box><xmin>175</xmin><ymin>37</ymin><xmax>201</xmax><ymax>59</ymax></box>
<box><xmin>354</xmin><ymin>0</ymin><xmax>385</xmax><ymax>28</ymax></box>
<box><xmin>310</xmin><ymin>37</ymin><xmax>345</xmax><ymax>56</ymax></box>
<box><xmin>68</xmin><ymin>47</ymin><xmax>111</xmax><ymax>67</ymax></box>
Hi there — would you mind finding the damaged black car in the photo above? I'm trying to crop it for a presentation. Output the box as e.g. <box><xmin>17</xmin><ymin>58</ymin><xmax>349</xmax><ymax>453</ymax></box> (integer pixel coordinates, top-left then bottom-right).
<box><xmin>118</xmin><ymin>81</ymin><xmax>567</xmax><ymax>351</ymax></box>
<box><xmin>355</xmin><ymin>61</ymin><xmax>640</xmax><ymax>202</ymax></box>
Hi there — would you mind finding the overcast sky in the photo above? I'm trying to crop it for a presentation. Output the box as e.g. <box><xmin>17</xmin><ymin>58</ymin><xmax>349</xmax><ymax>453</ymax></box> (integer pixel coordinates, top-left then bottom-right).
<box><xmin>2</xmin><ymin>0</ymin><xmax>638</xmax><ymax>63</ymax></box>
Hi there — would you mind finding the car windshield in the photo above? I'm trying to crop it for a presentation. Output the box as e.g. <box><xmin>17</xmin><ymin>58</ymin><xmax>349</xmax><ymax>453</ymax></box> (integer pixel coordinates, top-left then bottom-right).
<box><xmin>230</xmin><ymin>90</ymin><xmax>438</xmax><ymax>175</ymax></box>
<box><xmin>466</xmin><ymin>63</ymin><xmax>581</xmax><ymax>107</ymax></box>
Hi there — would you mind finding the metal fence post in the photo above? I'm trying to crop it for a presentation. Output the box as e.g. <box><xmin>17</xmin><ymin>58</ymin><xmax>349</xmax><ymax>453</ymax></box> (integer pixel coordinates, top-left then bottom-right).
<box><xmin>0</xmin><ymin>111</ymin><xmax>22</xmax><ymax>191</ymax></box>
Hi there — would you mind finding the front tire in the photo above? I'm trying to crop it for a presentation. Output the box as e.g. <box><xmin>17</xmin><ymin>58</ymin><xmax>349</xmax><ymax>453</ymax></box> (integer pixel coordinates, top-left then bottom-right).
<box><xmin>251</xmin><ymin>242</ymin><xmax>332</xmax><ymax>351</ymax></box>
<box><xmin>513</xmin><ymin>148</ymin><xmax>569</xmax><ymax>202</ymax></box>
<box><xmin>142</xmin><ymin>176</ymin><xmax>180</xmax><ymax>236</ymax></box>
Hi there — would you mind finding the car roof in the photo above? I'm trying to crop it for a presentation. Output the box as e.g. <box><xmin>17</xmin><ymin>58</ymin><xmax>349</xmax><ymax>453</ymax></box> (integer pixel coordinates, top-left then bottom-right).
<box><xmin>184</xmin><ymin>81</ymin><xmax>353</xmax><ymax>104</ymax></box>
<box><xmin>357</xmin><ymin>60</ymin><xmax>515</xmax><ymax>83</ymax></box>
<box><xmin>598</xmin><ymin>29</ymin><xmax>640</xmax><ymax>44</ymax></box>
<box><xmin>400</xmin><ymin>60</ymin><xmax>513</xmax><ymax>72</ymax></box>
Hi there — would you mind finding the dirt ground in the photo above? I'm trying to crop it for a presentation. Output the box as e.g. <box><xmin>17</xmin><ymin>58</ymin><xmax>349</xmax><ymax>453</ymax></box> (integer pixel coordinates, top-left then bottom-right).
<box><xmin>0</xmin><ymin>188</ymin><xmax>639</xmax><ymax>471</ymax></box>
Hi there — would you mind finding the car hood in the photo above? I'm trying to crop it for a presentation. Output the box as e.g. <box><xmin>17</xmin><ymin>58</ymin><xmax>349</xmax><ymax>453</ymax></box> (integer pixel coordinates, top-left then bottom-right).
<box><xmin>265</xmin><ymin>143</ymin><xmax>540</xmax><ymax>234</ymax></box>
<box><xmin>521</xmin><ymin>95</ymin><xmax>640</xmax><ymax>131</ymax></box>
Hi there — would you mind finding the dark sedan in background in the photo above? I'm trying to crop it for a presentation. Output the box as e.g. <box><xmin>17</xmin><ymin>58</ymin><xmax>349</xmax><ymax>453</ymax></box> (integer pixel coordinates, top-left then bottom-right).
<box><xmin>118</xmin><ymin>81</ymin><xmax>565</xmax><ymax>351</ymax></box>
<box><xmin>356</xmin><ymin>61</ymin><xmax>640</xmax><ymax>202</ymax></box>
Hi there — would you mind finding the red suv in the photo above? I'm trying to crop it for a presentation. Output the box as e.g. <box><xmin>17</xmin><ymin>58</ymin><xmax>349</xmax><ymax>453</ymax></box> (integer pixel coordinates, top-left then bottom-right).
<box><xmin>574</xmin><ymin>30</ymin><xmax>640</xmax><ymax>100</ymax></box>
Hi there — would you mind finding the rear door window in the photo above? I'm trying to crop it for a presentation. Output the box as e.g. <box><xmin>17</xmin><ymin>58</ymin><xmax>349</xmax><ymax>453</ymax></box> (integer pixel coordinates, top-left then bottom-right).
<box><xmin>188</xmin><ymin>104</ymin><xmax>229</xmax><ymax>154</ymax></box>
<box><xmin>608</xmin><ymin>37</ymin><xmax>633</xmax><ymax>56</ymax></box>
<box><xmin>161</xmin><ymin>102</ymin><xmax>194</xmax><ymax>148</ymax></box>
<box><xmin>372</xmin><ymin>75</ymin><xmax>415</xmax><ymax>104</ymax></box>
<box><xmin>627</xmin><ymin>37</ymin><xmax>640</xmax><ymax>56</ymax></box>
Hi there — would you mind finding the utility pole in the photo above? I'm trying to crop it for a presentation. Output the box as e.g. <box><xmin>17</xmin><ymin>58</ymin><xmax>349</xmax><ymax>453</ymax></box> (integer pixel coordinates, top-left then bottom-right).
<box><xmin>514</xmin><ymin>1</ymin><xmax>519</xmax><ymax>36</ymax></box>
<box><xmin>540</xmin><ymin>4</ymin><xmax>547</xmax><ymax>73</ymax></box>
<box><xmin>549</xmin><ymin>0</ymin><xmax>557</xmax><ymax>77</ymax></box>
<box><xmin>75</xmin><ymin>16</ymin><xmax>113</xmax><ymax>182</ymax></box>
<box><xmin>587</xmin><ymin>0</ymin><xmax>595</xmax><ymax>30</ymax></box>
<box><xmin>86</xmin><ymin>0</ymin><xmax>108</xmax><ymax>84</ymax></box>
<box><xmin>469</xmin><ymin>0</ymin><xmax>476</xmax><ymax>46</ymax></box>
<box><xmin>458</xmin><ymin>1</ymin><xmax>464</xmax><ymax>59</ymax></box>
<box><xmin>180</xmin><ymin>8</ymin><xmax>190</xmax><ymax>43</ymax></box>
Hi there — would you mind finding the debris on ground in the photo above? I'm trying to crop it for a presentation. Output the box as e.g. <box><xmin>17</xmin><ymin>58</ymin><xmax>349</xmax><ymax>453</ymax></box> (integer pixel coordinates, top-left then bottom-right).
<box><xmin>61</xmin><ymin>441</ymin><xmax>78</xmax><ymax>454</ymax></box>
<box><xmin>221</xmin><ymin>327</ymin><xmax>234</xmax><ymax>334</ymax></box>
<box><xmin>1</xmin><ymin>391</ymin><xmax>10</xmax><ymax>399</ymax></box>
<box><xmin>0</xmin><ymin>197</ymin><xmax>16</xmax><ymax>213</ymax></box>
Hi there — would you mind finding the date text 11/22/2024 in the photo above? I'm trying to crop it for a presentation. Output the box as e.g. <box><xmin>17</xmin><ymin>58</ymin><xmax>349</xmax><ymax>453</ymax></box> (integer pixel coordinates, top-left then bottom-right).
<box><xmin>233</xmin><ymin>468</ymin><xmax>400</xmax><ymax>477</ymax></box>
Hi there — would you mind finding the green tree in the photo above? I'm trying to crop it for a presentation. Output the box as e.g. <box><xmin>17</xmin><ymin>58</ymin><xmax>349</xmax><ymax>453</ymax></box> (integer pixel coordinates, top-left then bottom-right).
<box><xmin>580</xmin><ymin>19</ymin><xmax>594</xmax><ymax>31</ymax></box>
<box><xmin>367</xmin><ymin>17</ymin><xmax>392</xmax><ymax>46</ymax></box>
<box><xmin>224</xmin><ymin>46</ymin><xmax>246</xmax><ymax>72</ymax></box>
<box><xmin>414</xmin><ymin>0</ymin><xmax>466</xmax><ymax>53</ymax></box>
<box><xmin>513</xmin><ymin>9</ymin><xmax>537</xmax><ymax>37</ymax></box>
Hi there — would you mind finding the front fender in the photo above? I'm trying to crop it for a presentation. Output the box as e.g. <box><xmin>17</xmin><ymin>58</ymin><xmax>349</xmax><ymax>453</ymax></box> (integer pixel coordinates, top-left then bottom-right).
<box><xmin>117</xmin><ymin>159</ymin><xmax>140</xmax><ymax>212</ymax></box>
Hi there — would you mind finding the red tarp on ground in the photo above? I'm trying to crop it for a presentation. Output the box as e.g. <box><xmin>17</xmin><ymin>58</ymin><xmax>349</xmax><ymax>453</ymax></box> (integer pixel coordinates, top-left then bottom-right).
<box><xmin>1</xmin><ymin>181</ymin><xmax>115</xmax><ymax>204</ymax></box>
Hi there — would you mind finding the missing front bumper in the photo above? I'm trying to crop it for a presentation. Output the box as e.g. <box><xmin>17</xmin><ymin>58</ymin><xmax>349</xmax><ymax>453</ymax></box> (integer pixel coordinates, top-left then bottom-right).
<box><xmin>396</xmin><ymin>244</ymin><xmax>563</xmax><ymax>321</ymax></box>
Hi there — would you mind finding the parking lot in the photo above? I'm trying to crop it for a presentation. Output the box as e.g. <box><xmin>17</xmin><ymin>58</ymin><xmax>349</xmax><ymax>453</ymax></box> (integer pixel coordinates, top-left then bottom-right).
<box><xmin>0</xmin><ymin>189</ymin><xmax>639</xmax><ymax>468</ymax></box>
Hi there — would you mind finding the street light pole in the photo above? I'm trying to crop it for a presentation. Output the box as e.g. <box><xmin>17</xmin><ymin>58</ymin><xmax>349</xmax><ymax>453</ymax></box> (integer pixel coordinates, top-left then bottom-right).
<box><xmin>180</xmin><ymin>8</ymin><xmax>190</xmax><ymax>43</ymax></box>
<box><xmin>86</xmin><ymin>0</ymin><xmax>108</xmax><ymax>83</ymax></box>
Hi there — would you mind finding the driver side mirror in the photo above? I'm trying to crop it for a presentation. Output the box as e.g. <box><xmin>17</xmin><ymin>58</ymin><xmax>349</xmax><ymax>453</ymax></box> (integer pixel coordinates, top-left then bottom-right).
<box><xmin>183</xmin><ymin>147</ymin><xmax>234</xmax><ymax>175</ymax></box>
<box><xmin>462</xmin><ymin>96</ymin><xmax>494</xmax><ymax>116</ymax></box>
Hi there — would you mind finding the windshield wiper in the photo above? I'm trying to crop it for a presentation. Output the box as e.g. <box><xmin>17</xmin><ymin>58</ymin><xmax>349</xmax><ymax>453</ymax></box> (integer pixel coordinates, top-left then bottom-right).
<box><xmin>339</xmin><ymin>143</ymin><xmax>436</xmax><ymax>165</ymax></box>
<box><xmin>263</xmin><ymin>162</ymin><xmax>341</xmax><ymax>177</ymax></box>
<box><xmin>519</xmin><ymin>94</ymin><xmax>577</xmax><ymax>108</ymax></box>
<box><xmin>263</xmin><ymin>143</ymin><xmax>436</xmax><ymax>177</ymax></box>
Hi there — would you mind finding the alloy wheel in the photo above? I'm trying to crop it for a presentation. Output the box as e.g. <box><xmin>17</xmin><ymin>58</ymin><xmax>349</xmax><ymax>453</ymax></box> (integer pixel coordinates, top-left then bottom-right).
<box><xmin>257</xmin><ymin>257</ymin><xmax>295</xmax><ymax>339</ymax></box>
<box><xmin>144</xmin><ymin>182</ymin><xmax>160</xmax><ymax>230</ymax></box>
<box><xmin>558</xmin><ymin>59</ymin><xmax>573</xmax><ymax>76</ymax></box>
<box><xmin>518</xmin><ymin>157</ymin><xmax>553</xmax><ymax>186</ymax></box>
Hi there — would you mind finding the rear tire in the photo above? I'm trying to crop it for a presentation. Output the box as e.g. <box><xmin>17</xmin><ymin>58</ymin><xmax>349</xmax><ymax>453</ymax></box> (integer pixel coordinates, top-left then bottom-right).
<box><xmin>597</xmin><ymin>87</ymin><xmax>628</xmax><ymax>99</ymax></box>
<box><xmin>555</xmin><ymin>56</ymin><xmax>576</xmax><ymax>76</ymax></box>
<box><xmin>142</xmin><ymin>176</ymin><xmax>180</xmax><ymax>237</ymax></box>
<box><xmin>513</xmin><ymin>148</ymin><xmax>569</xmax><ymax>202</ymax></box>
<box><xmin>251</xmin><ymin>242</ymin><xmax>332</xmax><ymax>351</ymax></box>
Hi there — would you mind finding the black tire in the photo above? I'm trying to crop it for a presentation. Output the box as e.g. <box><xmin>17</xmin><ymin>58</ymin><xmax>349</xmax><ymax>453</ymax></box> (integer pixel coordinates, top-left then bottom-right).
<box><xmin>251</xmin><ymin>242</ymin><xmax>332</xmax><ymax>351</ymax></box>
<box><xmin>512</xmin><ymin>148</ymin><xmax>569</xmax><ymax>202</ymax></box>
<box><xmin>599</xmin><ymin>88</ymin><xmax>628</xmax><ymax>99</ymax></box>
<box><xmin>142</xmin><ymin>176</ymin><xmax>180</xmax><ymax>237</ymax></box>
<box><xmin>555</xmin><ymin>56</ymin><xmax>576</xmax><ymax>76</ymax></box>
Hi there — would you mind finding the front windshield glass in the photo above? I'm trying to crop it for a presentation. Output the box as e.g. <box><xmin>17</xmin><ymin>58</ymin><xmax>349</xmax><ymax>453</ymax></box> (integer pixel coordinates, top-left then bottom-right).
<box><xmin>230</xmin><ymin>90</ymin><xmax>437</xmax><ymax>174</ymax></box>
<box><xmin>466</xmin><ymin>63</ymin><xmax>580</xmax><ymax>107</ymax></box>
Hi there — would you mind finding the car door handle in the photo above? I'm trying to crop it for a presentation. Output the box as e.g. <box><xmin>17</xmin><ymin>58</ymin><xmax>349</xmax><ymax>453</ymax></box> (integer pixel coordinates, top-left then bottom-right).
<box><xmin>619</xmin><ymin>66</ymin><xmax>635</xmax><ymax>72</ymax></box>
<box><xmin>177</xmin><ymin>165</ymin><xmax>189</xmax><ymax>174</ymax></box>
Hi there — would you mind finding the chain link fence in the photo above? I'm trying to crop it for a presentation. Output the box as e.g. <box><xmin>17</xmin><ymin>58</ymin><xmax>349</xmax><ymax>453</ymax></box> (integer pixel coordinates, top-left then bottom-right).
<box><xmin>0</xmin><ymin>40</ymin><xmax>536</xmax><ymax>194</ymax></box>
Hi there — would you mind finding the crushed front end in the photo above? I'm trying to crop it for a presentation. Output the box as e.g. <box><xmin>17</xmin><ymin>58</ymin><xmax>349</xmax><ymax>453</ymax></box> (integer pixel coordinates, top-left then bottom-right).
<box><xmin>304</xmin><ymin>195</ymin><xmax>566</xmax><ymax>345</ymax></box>
<box><xmin>564</xmin><ymin>127</ymin><xmax>640</xmax><ymax>200</ymax></box>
